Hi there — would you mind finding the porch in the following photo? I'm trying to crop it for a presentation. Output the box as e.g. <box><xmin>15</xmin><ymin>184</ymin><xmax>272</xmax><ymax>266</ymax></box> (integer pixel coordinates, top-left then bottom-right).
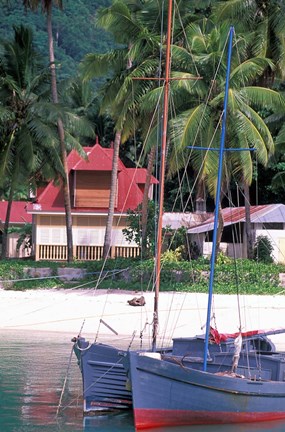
<box><xmin>37</xmin><ymin>244</ymin><xmax>141</xmax><ymax>261</ymax></box>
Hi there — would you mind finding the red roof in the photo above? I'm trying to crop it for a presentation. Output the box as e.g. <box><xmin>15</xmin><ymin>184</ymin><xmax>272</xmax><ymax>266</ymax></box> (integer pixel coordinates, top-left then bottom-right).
<box><xmin>0</xmin><ymin>201</ymin><xmax>32</xmax><ymax>224</ymax></box>
<box><xmin>73</xmin><ymin>144</ymin><xmax>124</xmax><ymax>171</ymax></box>
<box><xmin>127</xmin><ymin>168</ymin><xmax>159</xmax><ymax>185</ymax></box>
<box><xmin>27</xmin><ymin>142</ymin><xmax>158</xmax><ymax>214</ymax></box>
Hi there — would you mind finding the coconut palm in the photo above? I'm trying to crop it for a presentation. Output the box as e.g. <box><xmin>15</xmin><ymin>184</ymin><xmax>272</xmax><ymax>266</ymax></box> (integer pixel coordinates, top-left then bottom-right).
<box><xmin>165</xmin><ymin>23</ymin><xmax>285</xmax><ymax>253</ymax></box>
<box><xmin>215</xmin><ymin>0</ymin><xmax>285</xmax><ymax>82</ymax></box>
<box><xmin>0</xmin><ymin>25</ymin><xmax>93</xmax><ymax>259</ymax></box>
<box><xmin>83</xmin><ymin>0</ymin><xmax>207</xmax><ymax>258</ymax></box>
<box><xmin>81</xmin><ymin>0</ymin><xmax>167</xmax><ymax>259</ymax></box>
<box><xmin>0</xmin><ymin>25</ymin><xmax>63</xmax><ymax>258</ymax></box>
<box><xmin>22</xmin><ymin>0</ymin><xmax>75</xmax><ymax>261</ymax></box>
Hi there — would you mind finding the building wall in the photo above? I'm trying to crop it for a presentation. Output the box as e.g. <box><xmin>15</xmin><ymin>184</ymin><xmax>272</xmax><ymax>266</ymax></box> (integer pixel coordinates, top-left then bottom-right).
<box><xmin>255</xmin><ymin>229</ymin><xmax>285</xmax><ymax>264</ymax></box>
<box><xmin>34</xmin><ymin>213</ymin><xmax>138</xmax><ymax>260</ymax></box>
<box><xmin>0</xmin><ymin>231</ymin><xmax>31</xmax><ymax>258</ymax></box>
<box><xmin>202</xmin><ymin>228</ymin><xmax>285</xmax><ymax>263</ymax></box>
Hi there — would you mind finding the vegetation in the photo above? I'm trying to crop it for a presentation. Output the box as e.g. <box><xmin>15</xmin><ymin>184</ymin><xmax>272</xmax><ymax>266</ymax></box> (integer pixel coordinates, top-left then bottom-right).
<box><xmin>1</xmin><ymin>0</ymin><xmax>285</xmax><ymax>273</ymax></box>
<box><xmin>254</xmin><ymin>235</ymin><xmax>274</xmax><ymax>263</ymax></box>
<box><xmin>0</xmin><ymin>0</ymin><xmax>114</xmax><ymax>81</ymax></box>
<box><xmin>1</xmin><ymin>258</ymin><xmax>284</xmax><ymax>295</ymax></box>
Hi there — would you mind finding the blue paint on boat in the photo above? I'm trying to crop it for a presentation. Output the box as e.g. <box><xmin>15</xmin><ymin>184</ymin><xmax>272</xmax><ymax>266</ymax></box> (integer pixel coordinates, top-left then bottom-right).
<box><xmin>127</xmin><ymin>351</ymin><xmax>285</xmax><ymax>429</ymax></box>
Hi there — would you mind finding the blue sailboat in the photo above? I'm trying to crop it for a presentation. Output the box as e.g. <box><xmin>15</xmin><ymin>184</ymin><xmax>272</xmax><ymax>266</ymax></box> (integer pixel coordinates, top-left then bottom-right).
<box><xmin>125</xmin><ymin>26</ymin><xmax>285</xmax><ymax>430</ymax></box>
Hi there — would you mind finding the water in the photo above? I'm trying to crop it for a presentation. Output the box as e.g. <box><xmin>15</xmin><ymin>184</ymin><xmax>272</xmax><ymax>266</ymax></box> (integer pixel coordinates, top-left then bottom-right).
<box><xmin>1</xmin><ymin>330</ymin><xmax>285</xmax><ymax>432</ymax></box>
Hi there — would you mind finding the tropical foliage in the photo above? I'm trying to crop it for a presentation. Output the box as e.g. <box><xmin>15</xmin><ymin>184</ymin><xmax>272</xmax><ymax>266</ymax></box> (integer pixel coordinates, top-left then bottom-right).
<box><xmin>0</xmin><ymin>0</ymin><xmax>114</xmax><ymax>81</ymax></box>
<box><xmin>1</xmin><ymin>0</ymin><xmax>285</xmax><ymax>263</ymax></box>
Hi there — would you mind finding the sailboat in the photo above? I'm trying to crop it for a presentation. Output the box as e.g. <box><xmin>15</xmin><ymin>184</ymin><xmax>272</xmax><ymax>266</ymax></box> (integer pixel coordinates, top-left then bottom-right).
<box><xmin>72</xmin><ymin>4</ymin><xmax>285</xmax><ymax>417</ymax></box>
<box><xmin>125</xmin><ymin>26</ymin><xmax>285</xmax><ymax>430</ymax></box>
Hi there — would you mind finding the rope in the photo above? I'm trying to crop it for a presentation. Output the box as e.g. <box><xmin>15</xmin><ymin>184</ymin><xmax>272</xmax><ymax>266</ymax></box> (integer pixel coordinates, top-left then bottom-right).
<box><xmin>56</xmin><ymin>345</ymin><xmax>74</xmax><ymax>416</ymax></box>
<box><xmin>58</xmin><ymin>356</ymin><xmax>126</xmax><ymax>414</ymax></box>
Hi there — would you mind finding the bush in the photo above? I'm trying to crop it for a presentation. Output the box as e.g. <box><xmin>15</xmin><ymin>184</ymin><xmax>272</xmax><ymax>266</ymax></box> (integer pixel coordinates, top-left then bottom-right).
<box><xmin>253</xmin><ymin>235</ymin><xmax>274</xmax><ymax>263</ymax></box>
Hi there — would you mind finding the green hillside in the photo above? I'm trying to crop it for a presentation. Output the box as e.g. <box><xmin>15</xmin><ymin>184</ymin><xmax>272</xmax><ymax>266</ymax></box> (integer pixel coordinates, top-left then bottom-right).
<box><xmin>0</xmin><ymin>0</ymin><xmax>114</xmax><ymax>79</ymax></box>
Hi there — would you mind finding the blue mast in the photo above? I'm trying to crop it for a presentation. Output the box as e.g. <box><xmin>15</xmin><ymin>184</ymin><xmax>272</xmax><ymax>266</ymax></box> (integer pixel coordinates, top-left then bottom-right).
<box><xmin>203</xmin><ymin>26</ymin><xmax>234</xmax><ymax>372</ymax></box>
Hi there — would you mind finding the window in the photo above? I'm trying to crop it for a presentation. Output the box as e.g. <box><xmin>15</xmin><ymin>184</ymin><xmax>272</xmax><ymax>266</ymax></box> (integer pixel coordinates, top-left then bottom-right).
<box><xmin>74</xmin><ymin>171</ymin><xmax>115</xmax><ymax>208</ymax></box>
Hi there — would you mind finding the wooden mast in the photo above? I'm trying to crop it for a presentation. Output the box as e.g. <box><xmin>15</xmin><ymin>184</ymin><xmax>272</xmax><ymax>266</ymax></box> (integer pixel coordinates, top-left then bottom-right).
<box><xmin>152</xmin><ymin>0</ymin><xmax>173</xmax><ymax>352</ymax></box>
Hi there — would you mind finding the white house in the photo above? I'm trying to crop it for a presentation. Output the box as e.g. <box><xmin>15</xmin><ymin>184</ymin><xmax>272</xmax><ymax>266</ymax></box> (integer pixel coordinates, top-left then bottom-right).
<box><xmin>187</xmin><ymin>204</ymin><xmax>285</xmax><ymax>263</ymax></box>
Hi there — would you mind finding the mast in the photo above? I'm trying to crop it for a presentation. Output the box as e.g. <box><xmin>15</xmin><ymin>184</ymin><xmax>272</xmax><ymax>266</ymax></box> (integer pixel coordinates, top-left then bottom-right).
<box><xmin>203</xmin><ymin>27</ymin><xmax>234</xmax><ymax>371</ymax></box>
<box><xmin>152</xmin><ymin>0</ymin><xmax>173</xmax><ymax>352</ymax></box>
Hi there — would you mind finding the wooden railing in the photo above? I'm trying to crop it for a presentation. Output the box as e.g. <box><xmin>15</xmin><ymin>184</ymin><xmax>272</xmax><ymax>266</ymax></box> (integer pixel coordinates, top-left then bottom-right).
<box><xmin>39</xmin><ymin>245</ymin><xmax>67</xmax><ymax>261</ymax></box>
<box><xmin>38</xmin><ymin>244</ymin><xmax>141</xmax><ymax>261</ymax></box>
<box><xmin>113</xmin><ymin>246</ymin><xmax>141</xmax><ymax>259</ymax></box>
<box><xmin>76</xmin><ymin>246</ymin><xmax>103</xmax><ymax>261</ymax></box>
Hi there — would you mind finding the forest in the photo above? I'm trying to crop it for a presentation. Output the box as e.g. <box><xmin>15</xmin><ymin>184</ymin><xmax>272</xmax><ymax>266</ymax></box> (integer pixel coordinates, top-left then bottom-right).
<box><xmin>1</xmin><ymin>0</ymin><xmax>285</xmax><ymax>261</ymax></box>
<box><xmin>0</xmin><ymin>0</ymin><xmax>113</xmax><ymax>79</ymax></box>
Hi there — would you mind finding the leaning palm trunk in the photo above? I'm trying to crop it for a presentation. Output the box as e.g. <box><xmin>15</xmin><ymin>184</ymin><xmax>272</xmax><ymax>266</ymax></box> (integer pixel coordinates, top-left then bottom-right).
<box><xmin>215</xmin><ymin>203</ymin><xmax>224</xmax><ymax>259</ymax></box>
<box><xmin>46</xmin><ymin>3</ymin><xmax>73</xmax><ymax>262</ymax></box>
<box><xmin>2</xmin><ymin>169</ymin><xmax>17</xmax><ymax>259</ymax></box>
<box><xmin>244</xmin><ymin>184</ymin><xmax>253</xmax><ymax>259</ymax></box>
<box><xmin>141</xmin><ymin>146</ymin><xmax>156</xmax><ymax>258</ymax></box>
<box><xmin>103</xmin><ymin>130</ymin><xmax>121</xmax><ymax>260</ymax></box>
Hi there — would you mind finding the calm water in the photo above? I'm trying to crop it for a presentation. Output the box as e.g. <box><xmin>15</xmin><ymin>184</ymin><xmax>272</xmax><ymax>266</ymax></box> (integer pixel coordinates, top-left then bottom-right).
<box><xmin>1</xmin><ymin>330</ymin><xmax>285</xmax><ymax>432</ymax></box>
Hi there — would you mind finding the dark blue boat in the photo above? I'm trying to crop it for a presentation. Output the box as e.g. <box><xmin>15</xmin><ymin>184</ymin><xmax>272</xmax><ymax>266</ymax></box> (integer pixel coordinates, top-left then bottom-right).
<box><xmin>73</xmin><ymin>339</ymin><xmax>133</xmax><ymax>413</ymax></box>
<box><xmin>127</xmin><ymin>350</ymin><xmax>285</xmax><ymax>429</ymax></box>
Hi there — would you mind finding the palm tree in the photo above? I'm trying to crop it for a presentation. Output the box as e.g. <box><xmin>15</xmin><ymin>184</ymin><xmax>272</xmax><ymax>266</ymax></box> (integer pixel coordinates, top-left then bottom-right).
<box><xmin>84</xmin><ymin>0</ymin><xmax>204</xmax><ymax>258</ymax></box>
<box><xmin>81</xmin><ymin>0</ymin><xmax>165</xmax><ymax>259</ymax></box>
<box><xmin>23</xmin><ymin>0</ymin><xmax>74</xmax><ymax>261</ymax></box>
<box><xmin>0</xmin><ymin>25</ymin><xmax>63</xmax><ymax>258</ymax></box>
<box><xmin>215</xmin><ymin>0</ymin><xmax>285</xmax><ymax>82</ymax></box>
<box><xmin>0</xmin><ymin>24</ymin><xmax>94</xmax><ymax>259</ymax></box>
<box><xmin>166</xmin><ymin>23</ymin><xmax>285</xmax><ymax>253</ymax></box>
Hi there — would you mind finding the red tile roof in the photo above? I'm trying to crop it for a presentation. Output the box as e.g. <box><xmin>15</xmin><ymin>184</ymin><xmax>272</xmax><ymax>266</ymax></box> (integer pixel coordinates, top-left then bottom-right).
<box><xmin>0</xmin><ymin>201</ymin><xmax>32</xmax><ymax>224</ymax></box>
<box><xmin>27</xmin><ymin>142</ymin><xmax>158</xmax><ymax>215</ymax></box>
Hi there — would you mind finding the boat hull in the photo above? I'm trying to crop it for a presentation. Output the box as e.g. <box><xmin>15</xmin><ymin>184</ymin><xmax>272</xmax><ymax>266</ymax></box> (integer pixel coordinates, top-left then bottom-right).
<box><xmin>73</xmin><ymin>339</ymin><xmax>132</xmax><ymax>413</ymax></box>
<box><xmin>128</xmin><ymin>352</ymin><xmax>285</xmax><ymax>430</ymax></box>
<box><xmin>73</xmin><ymin>334</ymin><xmax>278</xmax><ymax>415</ymax></box>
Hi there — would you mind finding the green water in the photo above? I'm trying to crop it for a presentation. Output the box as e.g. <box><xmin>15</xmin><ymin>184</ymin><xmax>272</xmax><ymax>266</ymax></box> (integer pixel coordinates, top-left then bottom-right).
<box><xmin>1</xmin><ymin>330</ymin><xmax>285</xmax><ymax>432</ymax></box>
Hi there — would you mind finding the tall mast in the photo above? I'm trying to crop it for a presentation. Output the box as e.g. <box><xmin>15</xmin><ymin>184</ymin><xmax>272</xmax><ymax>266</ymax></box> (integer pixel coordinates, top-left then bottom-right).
<box><xmin>152</xmin><ymin>0</ymin><xmax>173</xmax><ymax>352</ymax></box>
<box><xmin>203</xmin><ymin>26</ymin><xmax>234</xmax><ymax>371</ymax></box>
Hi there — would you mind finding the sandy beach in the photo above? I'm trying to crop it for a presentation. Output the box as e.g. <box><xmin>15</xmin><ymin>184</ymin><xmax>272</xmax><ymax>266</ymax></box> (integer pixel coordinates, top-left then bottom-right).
<box><xmin>1</xmin><ymin>288</ymin><xmax>285</xmax><ymax>349</ymax></box>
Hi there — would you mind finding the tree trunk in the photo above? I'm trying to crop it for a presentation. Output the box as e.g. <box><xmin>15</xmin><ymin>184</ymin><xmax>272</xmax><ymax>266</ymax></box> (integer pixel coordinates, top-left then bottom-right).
<box><xmin>103</xmin><ymin>130</ymin><xmax>121</xmax><ymax>259</ymax></box>
<box><xmin>215</xmin><ymin>203</ymin><xmax>224</xmax><ymax>259</ymax></box>
<box><xmin>47</xmin><ymin>3</ymin><xmax>73</xmax><ymax>262</ymax></box>
<box><xmin>141</xmin><ymin>145</ymin><xmax>156</xmax><ymax>258</ymax></box>
<box><xmin>2</xmin><ymin>175</ymin><xmax>16</xmax><ymax>259</ymax></box>
<box><xmin>244</xmin><ymin>183</ymin><xmax>253</xmax><ymax>259</ymax></box>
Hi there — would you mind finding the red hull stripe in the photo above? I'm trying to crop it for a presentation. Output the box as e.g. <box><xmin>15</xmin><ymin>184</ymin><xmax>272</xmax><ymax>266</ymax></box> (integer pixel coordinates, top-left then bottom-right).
<box><xmin>134</xmin><ymin>409</ymin><xmax>285</xmax><ymax>430</ymax></box>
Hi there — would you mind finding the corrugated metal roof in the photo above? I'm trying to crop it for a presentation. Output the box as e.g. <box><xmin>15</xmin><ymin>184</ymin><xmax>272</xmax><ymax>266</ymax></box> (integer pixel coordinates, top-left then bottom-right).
<box><xmin>162</xmin><ymin>212</ymin><xmax>211</xmax><ymax>229</ymax></box>
<box><xmin>188</xmin><ymin>204</ymin><xmax>285</xmax><ymax>234</ymax></box>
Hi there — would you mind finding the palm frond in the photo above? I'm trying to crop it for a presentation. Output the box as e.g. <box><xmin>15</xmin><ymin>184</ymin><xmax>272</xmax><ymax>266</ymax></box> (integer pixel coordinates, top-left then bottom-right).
<box><xmin>80</xmin><ymin>50</ymin><xmax>128</xmax><ymax>81</ymax></box>
<box><xmin>230</xmin><ymin>58</ymin><xmax>274</xmax><ymax>88</ymax></box>
<box><xmin>233</xmin><ymin>110</ymin><xmax>269</xmax><ymax>166</ymax></box>
<box><xmin>239</xmin><ymin>86</ymin><xmax>285</xmax><ymax>111</ymax></box>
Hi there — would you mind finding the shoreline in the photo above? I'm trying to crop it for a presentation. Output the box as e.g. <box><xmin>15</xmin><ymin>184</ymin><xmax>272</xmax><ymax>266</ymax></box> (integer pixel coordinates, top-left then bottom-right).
<box><xmin>1</xmin><ymin>288</ymin><xmax>285</xmax><ymax>350</ymax></box>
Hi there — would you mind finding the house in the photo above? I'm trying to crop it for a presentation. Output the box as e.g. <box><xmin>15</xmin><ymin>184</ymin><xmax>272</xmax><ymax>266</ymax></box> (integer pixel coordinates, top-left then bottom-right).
<box><xmin>188</xmin><ymin>204</ymin><xmax>285</xmax><ymax>263</ymax></box>
<box><xmin>26</xmin><ymin>141</ymin><xmax>158</xmax><ymax>261</ymax></box>
<box><xmin>0</xmin><ymin>201</ymin><xmax>32</xmax><ymax>258</ymax></box>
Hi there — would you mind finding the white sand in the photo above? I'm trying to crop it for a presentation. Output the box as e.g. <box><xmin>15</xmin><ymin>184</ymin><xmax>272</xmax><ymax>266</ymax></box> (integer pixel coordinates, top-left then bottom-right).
<box><xmin>1</xmin><ymin>288</ymin><xmax>285</xmax><ymax>349</ymax></box>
